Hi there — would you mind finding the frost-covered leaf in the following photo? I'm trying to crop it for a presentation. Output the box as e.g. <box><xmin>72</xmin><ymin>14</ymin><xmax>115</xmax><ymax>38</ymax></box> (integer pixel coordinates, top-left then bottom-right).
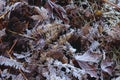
<box><xmin>72</xmin><ymin>59</ymin><xmax>98</xmax><ymax>78</ymax></box>
<box><xmin>13</xmin><ymin>52</ymin><xmax>32</xmax><ymax>59</ymax></box>
<box><xmin>42</xmin><ymin>59</ymin><xmax>85</xmax><ymax>80</ymax></box>
<box><xmin>1</xmin><ymin>69</ymin><xmax>16</xmax><ymax>79</ymax></box>
<box><xmin>45</xmin><ymin>0</ymin><xmax>69</xmax><ymax>24</ymax></box>
<box><xmin>1</xmin><ymin>69</ymin><xmax>24</xmax><ymax>80</ymax></box>
<box><xmin>106</xmin><ymin>26</ymin><xmax>120</xmax><ymax>39</ymax></box>
<box><xmin>0</xmin><ymin>0</ymin><xmax>119</xmax><ymax>80</ymax></box>
<box><xmin>75</xmin><ymin>52</ymin><xmax>102</xmax><ymax>63</ymax></box>
<box><xmin>101</xmin><ymin>58</ymin><xmax>116</xmax><ymax>76</ymax></box>
<box><xmin>0</xmin><ymin>56</ymin><xmax>29</xmax><ymax>72</ymax></box>
<box><xmin>14</xmin><ymin>74</ymin><xmax>24</xmax><ymax>80</ymax></box>
<box><xmin>54</xmin><ymin>60</ymin><xmax>85</xmax><ymax>80</ymax></box>
<box><xmin>1</xmin><ymin>69</ymin><xmax>10</xmax><ymax>78</ymax></box>
<box><xmin>89</xmin><ymin>41</ymin><xmax>100</xmax><ymax>52</ymax></box>
<box><xmin>31</xmin><ymin>7</ymin><xmax>48</xmax><ymax>21</ymax></box>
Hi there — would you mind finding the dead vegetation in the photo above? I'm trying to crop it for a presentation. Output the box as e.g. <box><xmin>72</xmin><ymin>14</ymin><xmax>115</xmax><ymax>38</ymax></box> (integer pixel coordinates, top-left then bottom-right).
<box><xmin>0</xmin><ymin>0</ymin><xmax>120</xmax><ymax>80</ymax></box>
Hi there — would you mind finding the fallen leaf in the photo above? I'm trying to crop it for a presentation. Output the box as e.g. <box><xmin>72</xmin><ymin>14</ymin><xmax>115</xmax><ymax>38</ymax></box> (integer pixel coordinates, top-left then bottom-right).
<box><xmin>72</xmin><ymin>59</ymin><xmax>99</xmax><ymax>78</ymax></box>
<box><xmin>81</xmin><ymin>23</ymin><xmax>91</xmax><ymax>36</ymax></box>
<box><xmin>31</xmin><ymin>7</ymin><xmax>48</xmax><ymax>21</ymax></box>
<box><xmin>106</xmin><ymin>26</ymin><xmax>120</xmax><ymax>40</ymax></box>
<box><xmin>75</xmin><ymin>52</ymin><xmax>102</xmax><ymax>63</ymax></box>
<box><xmin>44</xmin><ymin>0</ymin><xmax>69</xmax><ymax>24</ymax></box>
<box><xmin>46</xmin><ymin>50</ymin><xmax>64</xmax><ymax>60</ymax></box>
<box><xmin>101</xmin><ymin>58</ymin><xmax>116</xmax><ymax>76</ymax></box>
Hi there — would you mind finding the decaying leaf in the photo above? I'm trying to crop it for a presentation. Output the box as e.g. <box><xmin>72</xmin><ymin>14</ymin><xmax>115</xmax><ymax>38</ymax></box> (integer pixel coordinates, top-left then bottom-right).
<box><xmin>75</xmin><ymin>52</ymin><xmax>102</xmax><ymax>63</ymax></box>
<box><xmin>106</xmin><ymin>26</ymin><xmax>120</xmax><ymax>40</ymax></box>
<box><xmin>81</xmin><ymin>23</ymin><xmax>91</xmax><ymax>36</ymax></box>
<box><xmin>31</xmin><ymin>7</ymin><xmax>48</xmax><ymax>21</ymax></box>
<box><xmin>72</xmin><ymin>59</ymin><xmax>99</xmax><ymax>78</ymax></box>
<box><xmin>45</xmin><ymin>0</ymin><xmax>69</xmax><ymax>24</ymax></box>
<box><xmin>0</xmin><ymin>0</ymin><xmax>119</xmax><ymax>80</ymax></box>
<box><xmin>101</xmin><ymin>58</ymin><xmax>116</xmax><ymax>76</ymax></box>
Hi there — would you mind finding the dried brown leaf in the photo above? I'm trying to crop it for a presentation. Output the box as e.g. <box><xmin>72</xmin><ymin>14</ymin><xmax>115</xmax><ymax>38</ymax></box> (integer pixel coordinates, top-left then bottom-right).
<box><xmin>46</xmin><ymin>50</ymin><xmax>64</xmax><ymax>60</ymax></box>
<box><xmin>81</xmin><ymin>23</ymin><xmax>91</xmax><ymax>36</ymax></box>
<box><xmin>45</xmin><ymin>0</ymin><xmax>69</xmax><ymax>24</ymax></box>
<box><xmin>31</xmin><ymin>7</ymin><xmax>48</xmax><ymax>21</ymax></box>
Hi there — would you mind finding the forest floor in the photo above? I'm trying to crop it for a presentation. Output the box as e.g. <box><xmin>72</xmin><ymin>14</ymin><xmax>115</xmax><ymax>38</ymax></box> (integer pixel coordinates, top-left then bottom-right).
<box><xmin>0</xmin><ymin>0</ymin><xmax>120</xmax><ymax>80</ymax></box>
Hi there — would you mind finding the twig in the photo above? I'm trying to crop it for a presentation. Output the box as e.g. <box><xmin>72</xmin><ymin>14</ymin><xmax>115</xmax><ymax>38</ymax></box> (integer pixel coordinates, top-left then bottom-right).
<box><xmin>19</xmin><ymin>69</ymin><xmax>28</xmax><ymax>80</ymax></box>
<box><xmin>0</xmin><ymin>10</ymin><xmax>10</xmax><ymax>19</ymax></box>
<box><xmin>7</xmin><ymin>29</ymin><xmax>37</xmax><ymax>40</ymax></box>
<box><xmin>8</xmin><ymin>39</ymin><xmax>18</xmax><ymax>54</ymax></box>
<box><xmin>7</xmin><ymin>39</ymin><xmax>18</xmax><ymax>59</ymax></box>
<box><xmin>7</xmin><ymin>39</ymin><xmax>28</xmax><ymax>80</ymax></box>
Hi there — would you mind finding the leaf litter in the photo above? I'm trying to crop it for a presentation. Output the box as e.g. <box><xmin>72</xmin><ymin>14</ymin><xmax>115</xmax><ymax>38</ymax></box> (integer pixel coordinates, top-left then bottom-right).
<box><xmin>0</xmin><ymin>0</ymin><xmax>120</xmax><ymax>80</ymax></box>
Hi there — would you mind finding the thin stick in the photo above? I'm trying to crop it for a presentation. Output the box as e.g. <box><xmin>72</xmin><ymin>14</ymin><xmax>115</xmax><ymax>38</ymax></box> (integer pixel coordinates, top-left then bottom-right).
<box><xmin>19</xmin><ymin>69</ymin><xmax>28</xmax><ymax>80</ymax></box>
<box><xmin>7</xmin><ymin>29</ymin><xmax>37</xmax><ymax>40</ymax></box>
<box><xmin>8</xmin><ymin>39</ymin><xmax>18</xmax><ymax>54</ymax></box>
<box><xmin>0</xmin><ymin>10</ymin><xmax>10</xmax><ymax>19</ymax></box>
<box><xmin>7</xmin><ymin>39</ymin><xmax>28</xmax><ymax>80</ymax></box>
<box><xmin>7</xmin><ymin>39</ymin><xmax>18</xmax><ymax>59</ymax></box>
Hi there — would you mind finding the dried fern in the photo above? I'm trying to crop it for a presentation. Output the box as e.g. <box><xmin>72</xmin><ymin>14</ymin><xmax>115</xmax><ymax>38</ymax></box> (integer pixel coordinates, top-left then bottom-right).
<box><xmin>0</xmin><ymin>56</ymin><xmax>29</xmax><ymax>72</ymax></box>
<box><xmin>32</xmin><ymin>22</ymin><xmax>68</xmax><ymax>43</ymax></box>
<box><xmin>1</xmin><ymin>69</ymin><xmax>24</xmax><ymax>80</ymax></box>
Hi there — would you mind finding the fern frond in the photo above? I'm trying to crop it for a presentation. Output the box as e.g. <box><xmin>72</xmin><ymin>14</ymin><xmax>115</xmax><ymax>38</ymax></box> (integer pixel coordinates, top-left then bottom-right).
<box><xmin>0</xmin><ymin>56</ymin><xmax>29</xmax><ymax>72</ymax></box>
